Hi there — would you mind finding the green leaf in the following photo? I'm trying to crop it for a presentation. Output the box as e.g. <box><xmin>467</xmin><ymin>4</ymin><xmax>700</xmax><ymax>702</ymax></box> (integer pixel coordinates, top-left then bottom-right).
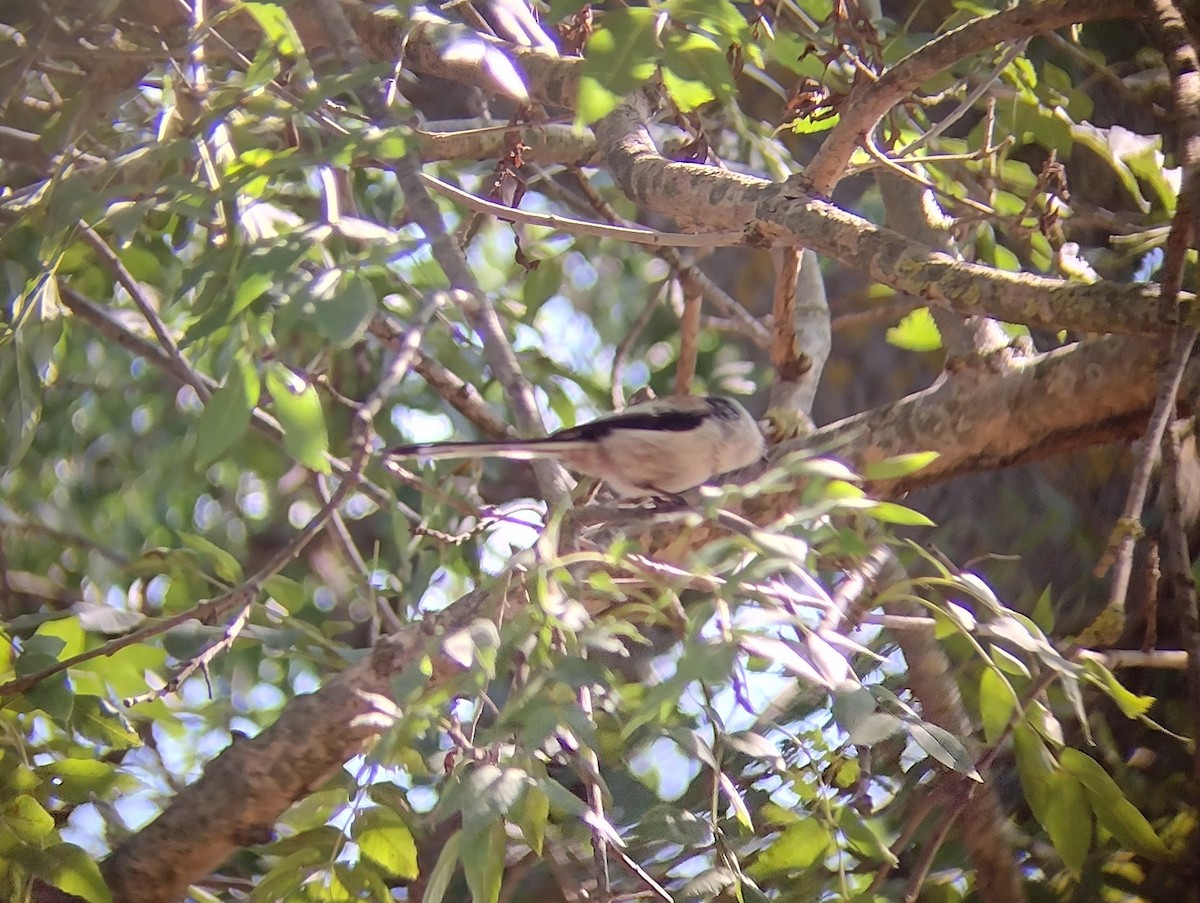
<box><xmin>264</xmin><ymin>574</ymin><xmax>308</xmax><ymax>613</ymax></box>
<box><xmin>40</xmin><ymin>843</ymin><xmax>113</xmax><ymax>903</ymax></box>
<box><xmin>978</xmin><ymin>667</ymin><xmax>1017</xmax><ymax>745</ymax></box>
<box><xmin>5</xmin><ymin>795</ymin><xmax>55</xmax><ymax>841</ymax></box>
<box><xmin>991</xmin><ymin>645</ymin><xmax>1030</xmax><ymax>678</ymax></box>
<box><xmin>243</xmin><ymin>1</ymin><xmax>303</xmax><ymax>56</ymax></box>
<box><xmin>886</xmin><ymin>307</ymin><xmax>942</xmax><ymax>352</ymax></box>
<box><xmin>461</xmin><ymin>765</ymin><xmax>530</xmax><ymax>831</ymax></box>
<box><xmin>750</xmin><ymin>819</ymin><xmax>828</xmax><ymax>875</ymax></box>
<box><xmin>511</xmin><ymin>784</ymin><xmax>549</xmax><ymax>855</ymax></box>
<box><xmin>70</xmin><ymin>695</ymin><xmax>142</xmax><ymax>749</ymax></box>
<box><xmin>1031</xmin><ymin>584</ymin><xmax>1056</xmax><ymax>632</ymax></box>
<box><xmin>866</xmin><ymin>501</ymin><xmax>935</xmax><ymax>527</ymax></box>
<box><xmin>73</xmin><ymin>603</ymin><xmax>145</xmax><ymax>635</ymax></box>
<box><xmin>662</xmin><ymin>32</ymin><xmax>732</xmax><ymax>111</ymax></box>
<box><xmin>36</xmin><ymin>617</ymin><xmax>86</xmax><ymax>659</ymax></box>
<box><xmin>578</xmin><ymin>8</ymin><xmax>659</xmax><ymax>124</ymax></box>
<box><xmin>229</xmin><ymin>271</ymin><xmax>272</xmax><ymax>317</ymax></box>
<box><xmin>178</xmin><ymin>532</ymin><xmax>244</xmax><ymax>583</ymax></box>
<box><xmin>305</xmin><ymin>270</ymin><xmax>377</xmax><ymax>347</ymax></box>
<box><xmin>1012</xmin><ymin>722</ymin><xmax>1056</xmax><ymax>829</ymax></box>
<box><xmin>680</xmin><ymin>867</ymin><xmax>737</xmax><ymax>900</ymax></box>
<box><xmin>1082</xmin><ymin>659</ymin><xmax>1155</xmax><ymax>718</ymax></box>
<box><xmin>354</xmin><ymin>808</ymin><xmax>419</xmax><ymax>879</ymax></box>
<box><xmin>252</xmin><ymin>846</ymin><xmax>326</xmax><ymax>899</ymax></box>
<box><xmin>462</xmin><ymin>818</ymin><xmax>506</xmax><ymax>903</ymax></box>
<box><xmin>789</xmin><ymin>113</ymin><xmax>839</xmax><ymax>135</ymax></box>
<box><xmin>1060</xmin><ymin>748</ymin><xmax>1170</xmax><ymax>860</ymax></box>
<box><xmin>195</xmin><ymin>360</ymin><xmax>259</xmax><ymax>467</ymax></box>
<box><xmin>837</xmin><ymin>806</ymin><xmax>898</xmax><ymax>864</ymax></box>
<box><xmin>665</xmin><ymin>0</ymin><xmax>752</xmax><ymax>43</ymax></box>
<box><xmin>1070</xmin><ymin>124</ymin><xmax>1148</xmax><ymax>213</ymax></box>
<box><xmin>907</xmin><ymin>721</ymin><xmax>981</xmax><ymax>781</ymax></box>
<box><xmin>661</xmin><ymin>66</ymin><xmax>716</xmax><ymax>112</ymax></box>
<box><xmin>35</xmin><ymin>758</ymin><xmax>119</xmax><ymax>805</ymax></box>
<box><xmin>1043</xmin><ymin>768</ymin><xmax>1091</xmax><ymax>874</ymax></box>
<box><xmin>861</xmin><ymin>452</ymin><xmax>939</xmax><ymax>481</ymax></box>
<box><xmin>22</xmin><ymin>672</ymin><xmax>75</xmax><ymax>721</ymax></box>
<box><xmin>720</xmin><ymin>770</ymin><xmax>754</xmax><ymax>830</ymax></box>
<box><xmin>282</xmin><ymin>787</ymin><xmax>350</xmax><ymax>832</ymax></box>
<box><xmin>266</xmin><ymin>361</ymin><xmax>331</xmax><ymax>473</ymax></box>
<box><xmin>832</xmin><ymin>686</ymin><xmax>902</xmax><ymax>745</ymax></box>
<box><xmin>442</xmin><ymin>619</ymin><xmax>502</xmax><ymax>677</ymax></box>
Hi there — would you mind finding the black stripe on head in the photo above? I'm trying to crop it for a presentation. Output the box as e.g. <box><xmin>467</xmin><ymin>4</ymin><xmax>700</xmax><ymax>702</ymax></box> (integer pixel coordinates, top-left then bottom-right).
<box><xmin>552</xmin><ymin>408</ymin><xmax>707</xmax><ymax>442</ymax></box>
<box><xmin>706</xmin><ymin>396</ymin><xmax>744</xmax><ymax>421</ymax></box>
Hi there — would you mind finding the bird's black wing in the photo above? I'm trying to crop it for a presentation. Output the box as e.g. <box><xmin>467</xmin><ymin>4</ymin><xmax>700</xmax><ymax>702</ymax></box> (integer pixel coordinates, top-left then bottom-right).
<box><xmin>551</xmin><ymin>408</ymin><xmax>707</xmax><ymax>442</ymax></box>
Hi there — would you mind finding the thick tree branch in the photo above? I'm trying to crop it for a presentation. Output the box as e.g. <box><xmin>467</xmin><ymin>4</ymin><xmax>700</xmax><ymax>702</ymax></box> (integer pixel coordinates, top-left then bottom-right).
<box><xmin>416</xmin><ymin>120</ymin><xmax>595</xmax><ymax>165</ymax></box>
<box><xmin>100</xmin><ymin>600</ymin><xmax>484</xmax><ymax>902</ymax></box>
<box><xmin>592</xmin><ymin>101</ymin><xmax>1174</xmax><ymax>337</ymax></box>
<box><xmin>801</xmin><ymin>0</ymin><xmax>1141</xmax><ymax>195</ymax></box>
<box><xmin>816</xmin><ymin>335</ymin><xmax>1198</xmax><ymax>493</ymax></box>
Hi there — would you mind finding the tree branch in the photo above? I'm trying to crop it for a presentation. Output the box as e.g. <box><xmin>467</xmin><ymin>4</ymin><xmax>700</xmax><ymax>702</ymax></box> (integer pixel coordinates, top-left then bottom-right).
<box><xmin>815</xmin><ymin>335</ymin><xmax>1198</xmax><ymax>494</ymax></box>
<box><xmin>99</xmin><ymin>599</ymin><xmax>485</xmax><ymax>901</ymax></box>
<box><xmin>1104</xmin><ymin>0</ymin><xmax>1200</xmax><ymax>623</ymax></box>
<box><xmin>594</xmin><ymin>100</ymin><xmax>1176</xmax><ymax>336</ymax></box>
<box><xmin>802</xmin><ymin>0</ymin><xmax>1141</xmax><ymax>195</ymax></box>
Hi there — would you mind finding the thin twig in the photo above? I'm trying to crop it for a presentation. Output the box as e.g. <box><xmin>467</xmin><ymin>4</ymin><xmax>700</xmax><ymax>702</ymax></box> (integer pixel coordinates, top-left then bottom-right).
<box><xmin>123</xmin><ymin>602</ymin><xmax>253</xmax><ymax>705</ymax></box>
<box><xmin>0</xmin><ymin>586</ymin><xmax>248</xmax><ymax>700</ymax></box>
<box><xmin>902</xmin><ymin>803</ymin><xmax>957</xmax><ymax>902</ymax></box>
<box><xmin>1073</xmin><ymin>648</ymin><xmax>1189</xmax><ymax>669</ymax></box>
<box><xmin>0</xmin><ymin>531</ymin><xmax>12</xmax><ymax>620</ymax></box>
<box><xmin>1159</xmin><ymin>423</ymin><xmax>1200</xmax><ymax>781</ymax></box>
<box><xmin>611</xmin><ymin>286</ymin><xmax>666</xmax><ymax>409</ymax></box>
<box><xmin>410</xmin><ymin>348</ymin><xmax>514</xmax><ymax>440</ymax></box>
<box><xmin>871</xmin><ymin>667</ymin><xmax>1057</xmax><ymax>893</ymax></box>
<box><xmin>607</xmin><ymin>845</ymin><xmax>675</xmax><ymax>903</ymax></box>
<box><xmin>420</xmin><ymin>172</ymin><xmax>746</xmax><ymax>249</ymax></box>
<box><xmin>801</xmin><ymin>0</ymin><xmax>1138</xmax><ymax>194</ymax></box>
<box><xmin>0</xmin><ymin>450</ymin><xmax>367</xmax><ymax>701</ymax></box>
<box><xmin>578</xmin><ymin>683</ymin><xmax>611</xmax><ymax>903</ymax></box>
<box><xmin>675</xmin><ymin>279</ymin><xmax>702</xmax><ymax>396</ymax></box>
<box><xmin>768</xmin><ymin>248</ymin><xmax>802</xmax><ymax>396</ymax></box>
<box><xmin>895</xmin><ymin>40</ymin><xmax>1028</xmax><ymax>159</ymax></box>
<box><xmin>559</xmin><ymin>167</ymin><xmax>770</xmax><ymax>349</ymax></box>
<box><xmin>830</xmin><ymin>297</ymin><xmax>923</xmax><ymax>333</ymax></box>
<box><xmin>308</xmin><ymin>0</ymin><xmax>568</xmax><ymax>507</ymax></box>
<box><xmin>357</xmin><ymin>292</ymin><xmax>450</xmax><ymax>426</ymax></box>
<box><xmin>58</xmin><ymin>286</ymin><xmax>418</xmax><ymax>520</ymax></box>
<box><xmin>1105</xmin><ymin>0</ymin><xmax>1200</xmax><ymax>619</ymax></box>
<box><xmin>861</xmin><ymin>129</ymin><xmax>999</xmax><ymax>218</ymax></box>
<box><xmin>314</xmin><ymin>473</ymin><xmax>406</xmax><ymax>637</ymax></box>
<box><xmin>0</xmin><ymin>513</ymin><xmax>131</xmax><ymax>566</ymax></box>
<box><xmin>76</xmin><ymin>223</ymin><xmax>207</xmax><ymax>399</ymax></box>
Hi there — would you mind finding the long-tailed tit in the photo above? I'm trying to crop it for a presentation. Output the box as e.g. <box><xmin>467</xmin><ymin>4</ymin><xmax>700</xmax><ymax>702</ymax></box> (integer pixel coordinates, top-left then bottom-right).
<box><xmin>387</xmin><ymin>395</ymin><xmax>765</xmax><ymax>497</ymax></box>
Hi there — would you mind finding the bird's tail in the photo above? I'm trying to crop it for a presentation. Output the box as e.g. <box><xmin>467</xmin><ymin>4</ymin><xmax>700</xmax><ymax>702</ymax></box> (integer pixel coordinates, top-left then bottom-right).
<box><xmin>386</xmin><ymin>437</ymin><xmax>583</xmax><ymax>461</ymax></box>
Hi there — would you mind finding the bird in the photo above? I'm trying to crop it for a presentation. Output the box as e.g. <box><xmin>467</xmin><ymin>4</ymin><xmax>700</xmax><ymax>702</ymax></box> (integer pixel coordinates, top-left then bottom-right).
<box><xmin>386</xmin><ymin>395</ymin><xmax>765</xmax><ymax>498</ymax></box>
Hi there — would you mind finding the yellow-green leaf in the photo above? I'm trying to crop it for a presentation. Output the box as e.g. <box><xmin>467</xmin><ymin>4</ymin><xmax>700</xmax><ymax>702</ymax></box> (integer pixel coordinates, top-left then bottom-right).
<box><xmin>354</xmin><ymin>810</ymin><xmax>419</xmax><ymax>879</ymax></box>
<box><xmin>5</xmin><ymin>795</ymin><xmax>55</xmax><ymax>841</ymax></box>
<box><xmin>266</xmin><ymin>362</ymin><xmax>330</xmax><ymax>473</ymax></box>
<box><xmin>886</xmin><ymin>307</ymin><xmax>942</xmax><ymax>352</ymax></box>
<box><xmin>1044</xmin><ymin>768</ymin><xmax>1091</xmax><ymax>874</ymax></box>
<box><xmin>195</xmin><ymin>360</ymin><xmax>259</xmax><ymax>467</ymax></box>
<box><xmin>861</xmin><ymin>452</ymin><xmax>939</xmax><ymax>481</ymax></box>
<box><xmin>1060</xmin><ymin>748</ymin><xmax>1170</xmax><ymax>860</ymax></box>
